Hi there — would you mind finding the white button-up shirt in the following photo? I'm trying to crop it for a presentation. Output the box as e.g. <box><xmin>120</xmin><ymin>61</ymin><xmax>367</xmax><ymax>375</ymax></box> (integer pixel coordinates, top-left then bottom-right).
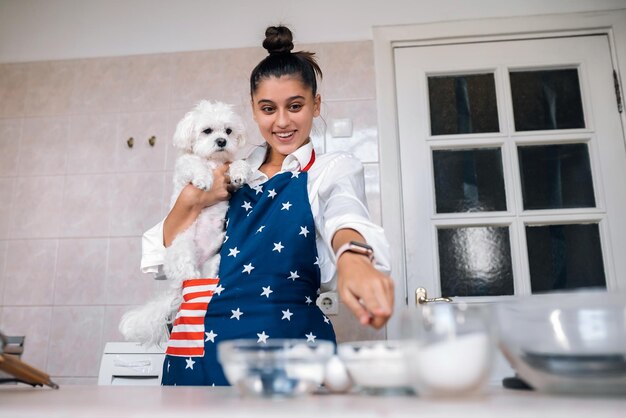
<box><xmin>141</xmin><ymin>141</ymin><xmax>391</xmax><ymax>291</ymax></box>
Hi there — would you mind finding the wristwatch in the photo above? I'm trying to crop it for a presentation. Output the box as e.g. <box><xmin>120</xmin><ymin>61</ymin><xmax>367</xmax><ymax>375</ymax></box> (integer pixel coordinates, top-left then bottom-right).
<box><xmin>335</xmin><ymin>241</ymin><xmax>375</xmax><ymax>263</ymax></box>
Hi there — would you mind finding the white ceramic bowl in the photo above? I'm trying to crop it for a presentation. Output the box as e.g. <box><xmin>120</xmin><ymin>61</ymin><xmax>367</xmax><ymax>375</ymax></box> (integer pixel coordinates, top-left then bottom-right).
<box><xmin>217</xmin><ymin>339</ymin><xmax>334</xmax><ymax>397</ymax></box>
<box><xmin>496</xmin><ymin>290</ymin><xmax>626</xmax><ymax>395</ymax></box>
<box><xmin>337</xmin><ymin>340</ymin><xmax>413</xmax><ymax>395</ymax></box>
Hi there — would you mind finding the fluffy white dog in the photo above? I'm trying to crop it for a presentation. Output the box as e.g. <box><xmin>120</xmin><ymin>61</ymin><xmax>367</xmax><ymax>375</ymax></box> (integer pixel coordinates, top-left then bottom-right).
<box><xmin>119</xmin><ymin>100</ymin><xmax>251</xmax><ymax>346</ymax></box>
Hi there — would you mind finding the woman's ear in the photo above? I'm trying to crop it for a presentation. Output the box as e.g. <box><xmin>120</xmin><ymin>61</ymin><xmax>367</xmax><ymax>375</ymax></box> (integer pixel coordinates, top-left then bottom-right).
<box><xmin>172</xmin><ymin>110</ymin><xmax>196</xmax><ymax>151</ymax></box>
<box><xmin>313</xmin><ymin>94</ymin><xmax>321</xmax><ymax>117</ymax></box>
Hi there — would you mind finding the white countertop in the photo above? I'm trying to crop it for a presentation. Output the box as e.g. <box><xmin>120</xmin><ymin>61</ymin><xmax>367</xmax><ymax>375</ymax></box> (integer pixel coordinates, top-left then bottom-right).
<box><xmin>0</xmin><ymin>385</ymin><xmax>624</xmax><ymax>418</ymax></box>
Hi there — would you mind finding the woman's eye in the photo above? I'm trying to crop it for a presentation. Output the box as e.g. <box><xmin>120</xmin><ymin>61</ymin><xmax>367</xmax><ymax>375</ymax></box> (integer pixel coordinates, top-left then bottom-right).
<box><xmin>261</xmin><ymin>106</ymin><xmax>274</xmax><ymax>113</ymax></box>
<box><xmin>289</xmin><ymin>103</ymin><xmax>303</xmax><ymax>111</ymax></box>
<box><xmin>225</xmin><ymin>128</ymin><xmax>232</xmax><ymax>135</ymax></box>
<box><xmin>202</xmin><ymin>128</ymin><xmax>213</xmax><ymax>135</ymax></box>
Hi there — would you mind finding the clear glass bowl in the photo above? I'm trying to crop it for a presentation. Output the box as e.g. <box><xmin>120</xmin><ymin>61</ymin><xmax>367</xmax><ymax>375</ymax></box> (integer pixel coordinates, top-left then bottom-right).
<box><xmin>496</xmin><ymin>290</ymin><xmax>626</xmax><ymax>395</ymax></box>
<box><xmin>402</xmin><ymin>303</ymin><xmax>494</xmax><ymax>397</ymax></box>
<box><xmin>217</xmin><ymin>339</ymin><xmax>334</xmax><ymax>397</ymax></box>
<box><xmin>337</xmin><ymin>340</ymin><xmax>413</xmax><ymax>395</ymax></box>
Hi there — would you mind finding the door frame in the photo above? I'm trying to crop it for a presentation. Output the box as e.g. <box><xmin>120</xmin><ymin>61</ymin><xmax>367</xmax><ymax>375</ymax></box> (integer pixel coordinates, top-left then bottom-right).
<box><xmin>373</xmin><ymin>9</ymin><xmax>626</xmax><ymax>339</ymax></box>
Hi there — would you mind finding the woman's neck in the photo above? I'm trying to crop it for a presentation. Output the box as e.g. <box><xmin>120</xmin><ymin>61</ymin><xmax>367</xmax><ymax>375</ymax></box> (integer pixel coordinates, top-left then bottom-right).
<box><xmin>260</xmin><ymin>148</ymin><xmax>286</xmax><ymax>177</ymax></box>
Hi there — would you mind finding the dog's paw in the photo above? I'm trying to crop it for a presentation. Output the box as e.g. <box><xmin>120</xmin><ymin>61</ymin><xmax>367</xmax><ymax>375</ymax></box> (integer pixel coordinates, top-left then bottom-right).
<box><xmin>228</xmin><ymin>160</ymin><xmax>251</xmax><ymax>189</ymax></box>
<box><xmin>191</xmin><ymin>178</ymin><xmax>209</xmax><ymax>191</ymax></box>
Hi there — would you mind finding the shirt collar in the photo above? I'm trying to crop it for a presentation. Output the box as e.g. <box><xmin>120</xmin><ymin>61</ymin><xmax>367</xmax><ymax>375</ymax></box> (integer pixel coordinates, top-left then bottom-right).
<box><xmin>247</xmin><ymin>141</ymin><xmax>314</xmax><ymax>172</ymax></box>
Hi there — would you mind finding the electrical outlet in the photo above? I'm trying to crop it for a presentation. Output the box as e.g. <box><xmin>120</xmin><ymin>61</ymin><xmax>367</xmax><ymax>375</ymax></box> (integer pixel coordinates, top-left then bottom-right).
<box><xmin>316</xmin><ymin>291</ymin><xmax>339</xmax><ymax>315</ymax></box>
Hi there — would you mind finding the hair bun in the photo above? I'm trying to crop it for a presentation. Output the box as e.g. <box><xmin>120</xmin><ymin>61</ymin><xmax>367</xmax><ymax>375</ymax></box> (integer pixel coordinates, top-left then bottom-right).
<box><xmin>263</xmin><ymin>26</ymin><xmax>294</xmax><ymax>55</ymax></box>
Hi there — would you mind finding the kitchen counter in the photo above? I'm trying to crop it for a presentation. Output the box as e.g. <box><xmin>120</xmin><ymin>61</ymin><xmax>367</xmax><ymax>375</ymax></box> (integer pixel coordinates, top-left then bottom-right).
<box><xmin>0</xmin><ymin>385</ymin><xmax>624</xmax><ymax>418</ymax></box>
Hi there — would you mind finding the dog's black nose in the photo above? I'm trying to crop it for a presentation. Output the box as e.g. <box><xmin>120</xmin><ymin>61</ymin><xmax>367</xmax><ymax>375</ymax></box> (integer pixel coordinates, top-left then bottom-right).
<box><xmin>215</xmin><ymin>138</ymin><xmax>227</xmax><ymax>148</ymax></box>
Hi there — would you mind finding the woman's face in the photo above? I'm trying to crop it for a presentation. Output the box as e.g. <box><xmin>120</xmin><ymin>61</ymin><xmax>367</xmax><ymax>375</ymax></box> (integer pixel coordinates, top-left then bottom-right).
<box><xmin>251</xmin><ymin>75</ymin><xmax>320</xmax><ymax>158</ymax></box>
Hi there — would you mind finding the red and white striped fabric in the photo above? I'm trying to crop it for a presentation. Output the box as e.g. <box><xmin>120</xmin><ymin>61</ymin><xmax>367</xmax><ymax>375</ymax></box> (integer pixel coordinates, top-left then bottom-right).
<box><xmin>165</xmin><ymin>278</ymin><xmax>219</xmax><ymax>357</ymax></box>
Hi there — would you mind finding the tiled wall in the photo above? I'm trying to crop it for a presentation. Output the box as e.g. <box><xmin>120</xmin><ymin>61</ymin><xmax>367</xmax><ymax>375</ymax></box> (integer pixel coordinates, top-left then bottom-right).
<box><xmin>0</xmin><ymin>41</ymin><xmax>385</xmax><ymax>384</ymax></box>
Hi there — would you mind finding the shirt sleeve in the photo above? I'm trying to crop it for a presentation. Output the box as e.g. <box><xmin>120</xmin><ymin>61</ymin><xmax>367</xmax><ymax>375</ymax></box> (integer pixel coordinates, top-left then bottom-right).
<box><xmin>141</xmin><ymin>220</ymin><xmax>166</xmax><ymax>275</ymax></box>
<box><xmin>317</xmin><ymin>153</ymin><xmax>392</xmax><ymax>276</ymax></box>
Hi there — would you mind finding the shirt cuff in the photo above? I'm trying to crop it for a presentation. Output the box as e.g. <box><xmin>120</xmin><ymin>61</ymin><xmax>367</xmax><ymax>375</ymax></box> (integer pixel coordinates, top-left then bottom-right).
<box><xmin>141</xmin><ymin>221</ymin><xmax>166</xmax><ymax>275</ymax></box>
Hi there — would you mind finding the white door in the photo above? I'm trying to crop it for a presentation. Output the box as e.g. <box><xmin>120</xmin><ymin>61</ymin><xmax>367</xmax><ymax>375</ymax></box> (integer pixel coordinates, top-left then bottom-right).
<box><xmin>394</xmin><ymin>35</ymin><xmax>626</xmax><ymax>304</ymax></box>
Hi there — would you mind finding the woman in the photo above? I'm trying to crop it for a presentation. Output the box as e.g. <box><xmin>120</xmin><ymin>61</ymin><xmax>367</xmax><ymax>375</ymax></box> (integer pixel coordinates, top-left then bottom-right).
<box><xmin>141</xmin><ymin>25</ymin><xmax>394</xmax><ymax>385</ymax></box>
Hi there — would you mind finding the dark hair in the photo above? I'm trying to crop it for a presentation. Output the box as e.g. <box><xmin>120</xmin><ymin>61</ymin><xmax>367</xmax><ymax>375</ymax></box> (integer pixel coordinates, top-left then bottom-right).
<box><xmin>250</xmin><ymin>26</ymin><xmax>323</xmax><ymax>96</ymax></box>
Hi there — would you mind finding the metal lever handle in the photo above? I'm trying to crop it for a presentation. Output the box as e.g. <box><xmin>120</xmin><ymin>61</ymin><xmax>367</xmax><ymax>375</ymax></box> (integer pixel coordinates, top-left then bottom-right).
<box><xmin>415</xmin><ymin>287</ymin><xmax>453</xmax><ymax>305</ymax></box>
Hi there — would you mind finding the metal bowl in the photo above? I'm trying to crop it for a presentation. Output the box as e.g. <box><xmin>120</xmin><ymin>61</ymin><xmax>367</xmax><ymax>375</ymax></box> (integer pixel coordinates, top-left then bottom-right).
<box><xmin>496</xmin><ymin>290</ymin><xmax>626</xmax><ymax>395</ymax></box>
<box><xmin>217</xmin><ymin>339</ymin><xmax>334</xmax><ymax>397</ymax></box>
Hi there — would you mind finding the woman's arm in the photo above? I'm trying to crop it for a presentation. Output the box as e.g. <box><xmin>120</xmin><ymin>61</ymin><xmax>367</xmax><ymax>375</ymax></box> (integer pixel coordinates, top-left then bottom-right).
<box><xmin>164</xmin><ymin>163</ymin><xmax>233</xmax><ymax>246</ymax></box>
<box><xmin>332</xmin><ymin>228</ymin><xmax>394</xmax><ymax>329</ymax></box>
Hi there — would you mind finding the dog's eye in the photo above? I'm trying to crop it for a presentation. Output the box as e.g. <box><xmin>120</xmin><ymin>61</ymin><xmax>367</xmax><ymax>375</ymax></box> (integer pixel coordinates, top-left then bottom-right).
<box><xmin>225</xmin><ymin>128</ymin><xmax>232</xmax><ymax>135</ymax></box>
<box><xmin>202</xmin><ymin>128</ymin><xmax>213</xmax><ymax>135</ymax></box>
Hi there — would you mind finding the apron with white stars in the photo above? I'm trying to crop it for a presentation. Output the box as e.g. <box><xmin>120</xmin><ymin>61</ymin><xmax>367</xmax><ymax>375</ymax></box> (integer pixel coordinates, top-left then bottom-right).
<box><xmin>162</xmin><ymin>157</ymin><xmax>336</xmax><ymax>386</ymax></box>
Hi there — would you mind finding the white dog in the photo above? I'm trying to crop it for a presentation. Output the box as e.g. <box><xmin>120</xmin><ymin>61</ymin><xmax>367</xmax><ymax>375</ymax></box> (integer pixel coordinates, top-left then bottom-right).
<box><xmin>119</xmin><ymin>100</ymin><xmax>251</xmax><ymax>346</ymax></box>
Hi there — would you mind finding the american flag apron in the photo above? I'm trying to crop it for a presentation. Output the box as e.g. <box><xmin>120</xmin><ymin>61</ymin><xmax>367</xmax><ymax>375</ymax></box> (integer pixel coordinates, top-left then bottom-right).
<box><xmin>162</xmin><ymin>152</ymin><xmax>336</xmax><ymax>386</ymax></box>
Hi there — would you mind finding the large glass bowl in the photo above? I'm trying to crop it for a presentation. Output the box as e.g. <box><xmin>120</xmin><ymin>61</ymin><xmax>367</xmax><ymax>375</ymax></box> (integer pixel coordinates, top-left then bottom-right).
<box><xmin>496</xmin><ymin>290</ymin><xmax>626</xmax><ymax>395</ymax></box>
<box><xmin>217</xmin><ymin>339</ymin><xmax>334</xmax><ymax>397</ymax></box>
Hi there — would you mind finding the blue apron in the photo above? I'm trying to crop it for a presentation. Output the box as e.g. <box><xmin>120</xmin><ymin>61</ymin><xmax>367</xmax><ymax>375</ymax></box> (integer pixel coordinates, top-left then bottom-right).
<box><xmin>162</xmin><ymin>165</ymin><xmax>336</xmax><ymax>386</ymax></box>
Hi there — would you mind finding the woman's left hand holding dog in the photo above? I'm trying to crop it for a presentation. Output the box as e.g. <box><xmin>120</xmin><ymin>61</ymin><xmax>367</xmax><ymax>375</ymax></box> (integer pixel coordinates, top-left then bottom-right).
<box><xmin>163</xmin><ymin>163</ymin><xmax>232</xmax><ymax>247</ymax></box>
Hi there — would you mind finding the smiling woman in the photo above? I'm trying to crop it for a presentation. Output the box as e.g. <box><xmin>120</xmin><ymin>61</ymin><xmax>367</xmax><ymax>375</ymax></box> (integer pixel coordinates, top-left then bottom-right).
<box><xmin>139</xmin><ymin>25</ymin><xmax>394</xmax><ymax>387</ymax></box>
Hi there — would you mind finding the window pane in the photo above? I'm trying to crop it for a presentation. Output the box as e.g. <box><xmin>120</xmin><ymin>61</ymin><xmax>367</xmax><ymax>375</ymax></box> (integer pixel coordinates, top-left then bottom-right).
<box><xmin>438</xmin><ymin>226</ymin><xmax>514</xmax><ymax>297</ymax></box>
<box><xmin>428</xmin><ymin>74</ymin><xmax>499</xmax><ymax>135</ymax></box>
<box><xmin>526</xmin><ymin>224</ymin><xmax>606</xmax><ymax>293</ymax></box>
<box><xmin>433</xmin><ymin>148</ymin><xmax>506</xmax><ymax>213</ymax></box>
<box><xmin>510</xmin><ymin>69</ymin><xmax>585</xmax><ymax>131</ymax></box>
<box><xmin>518</xmin><ymin>143</ymin><xmax>595</xmax><ymax>210</ymax></box>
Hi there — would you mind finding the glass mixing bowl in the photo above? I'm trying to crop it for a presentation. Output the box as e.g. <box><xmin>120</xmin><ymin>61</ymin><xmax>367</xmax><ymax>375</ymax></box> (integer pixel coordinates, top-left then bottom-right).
<box><xmin>496</xmin><ymin>290</ymin><xmax>626</xmax><ymax>395</ymax></box>
<box><xmin>217</xmin><ymin>339</ymin><xmax>334</xmax><ymax>397</ymax></box>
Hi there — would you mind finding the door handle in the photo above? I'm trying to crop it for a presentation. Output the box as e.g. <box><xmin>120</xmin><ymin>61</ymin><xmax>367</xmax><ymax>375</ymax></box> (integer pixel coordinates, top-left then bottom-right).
<box><xmin>415</xmin><ymin>287</ymin><xmax>453</xmax><ymax>305</ymax></box>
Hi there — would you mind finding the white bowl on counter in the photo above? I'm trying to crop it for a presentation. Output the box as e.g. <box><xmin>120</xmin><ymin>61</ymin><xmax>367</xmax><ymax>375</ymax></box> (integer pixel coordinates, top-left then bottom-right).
<box><xmin>337</xmin><ymin>340</ymin><xmax>413</xmax><ymax>395</ymax></box>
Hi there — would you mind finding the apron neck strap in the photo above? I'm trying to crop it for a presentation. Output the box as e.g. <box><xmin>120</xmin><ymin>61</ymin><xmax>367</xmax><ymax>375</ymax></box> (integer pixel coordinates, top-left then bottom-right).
<box><xmin>301</xmin><ymin>149</ymin><xmax>316</xmax><ymax>172</ymax></box>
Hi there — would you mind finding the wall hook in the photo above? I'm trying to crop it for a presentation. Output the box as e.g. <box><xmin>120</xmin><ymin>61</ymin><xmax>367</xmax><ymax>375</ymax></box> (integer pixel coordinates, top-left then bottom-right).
<box><xmin>148</xmin><ymin>136</ymin><xmax>156</xmax><ymax>147</ymax></box>
<box><xmin>127</xmin><ymin>137</ymin><xmax>134</xmax><ymax>148</ymax></box>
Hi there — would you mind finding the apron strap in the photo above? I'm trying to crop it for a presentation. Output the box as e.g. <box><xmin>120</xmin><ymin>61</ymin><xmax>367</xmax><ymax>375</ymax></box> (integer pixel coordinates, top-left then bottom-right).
<box><xmin>301</xmin><ymin>149</ymin><xmax>316</xmax><ymax>172</ymax></box>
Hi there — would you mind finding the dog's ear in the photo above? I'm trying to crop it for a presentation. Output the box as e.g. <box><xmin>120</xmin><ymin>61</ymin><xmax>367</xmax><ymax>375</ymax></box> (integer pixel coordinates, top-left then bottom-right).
<box><xmin>172</xmin><ymin>110</ymin><xmax>196</xmax><ymax>151</ymax></box>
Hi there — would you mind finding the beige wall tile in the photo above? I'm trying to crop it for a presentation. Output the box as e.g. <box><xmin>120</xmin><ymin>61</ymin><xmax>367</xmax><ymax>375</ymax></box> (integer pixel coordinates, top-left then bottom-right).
<box><xmin>53</xmin><ymin>238</ymin><xmax>108</xmax><ymax>305</ymax></box>
<box><xmin>24</xmin><ymin>61</ymin><xmax>76</xmax><ymax>117</ymax></box>
<box><xmin>60</xmin><ymin>174</ymin><xmax>112</xmax><ymax>237</ymax></box>
<box><xmin>18</xmin><ymin>116</ymin><xmax>69</xmax><ymax>176</ymax></box>
<box><xmin>323</xmin><ymin>100</ymin><xmax>379</xmax><ymax>163</ymax></box>
<box><xmin>105</xmin><ymin>237</ymin><xmax>160</xmax><ymax>305</ymax></box>
<box><xmin>70</xmin><ymin>57</ymin><xmax>127</xmax><ymax>115</ymax></box>
<box><xmin>312</xmin><ymin>41</ymin><xmax>376</xmax><ymax>101</ymax></box>
<box><xmin>114</xmin><ymin>111</ymin><xmax>168</xmax><ymax>173</ymax></box>
<box><xmin>47</xmin><ymin>306</ymin><xmax>104</xmax><ymax>377</ymax></box>
<box><xmin>0</xmin><ymin>241</ymin><xmax>7</xmax><ymax>305</ymax></box>
<box><xmin>0</xmin><ymin>118</ymin><xmax>22</xmax><ymax>177</ymax></box>
<box><xmin>0</xmin><ymin>306</ymin><xmax>52</xmax><ymax>371</ymax></box>
<box><xmin>0</xmin><ymin>64</ymin><xmax>28</xmax><ymax>118</ymax></box>
<box><xmin>3</xmin><ymin>239</ymin><xmax>57</xmax><ymax>306</ymax></box>
<box><xmin>0</xmin><ymin>178</ymin><xmax>14</xmax><ymax>239</ymax></box>
<box><xmin>118</xmin><ymin>54</ymin><xmax>174</xmax><ymax>112</ymax></box>
<box><xmin>66</xmin><ymin>114</ymin><xmax>117</xmax><ymax>174</ymax></box>
<box><xmin>109</xmin><ymin>172</ymin><xmax>165</xmax><ymax>236</ymax></box>
<box><xmin>10</xmin><ymin>176</ymin><xmax>65</xmax><ymax>238</ymax></box>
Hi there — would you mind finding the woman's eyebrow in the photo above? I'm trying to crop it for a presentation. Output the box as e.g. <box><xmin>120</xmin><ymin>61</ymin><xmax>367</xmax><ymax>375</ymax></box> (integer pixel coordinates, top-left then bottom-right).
<box><xmin>256</xmin><ymin>95</ymin><xmax>306</xmax><ymax>105</ymax></box>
